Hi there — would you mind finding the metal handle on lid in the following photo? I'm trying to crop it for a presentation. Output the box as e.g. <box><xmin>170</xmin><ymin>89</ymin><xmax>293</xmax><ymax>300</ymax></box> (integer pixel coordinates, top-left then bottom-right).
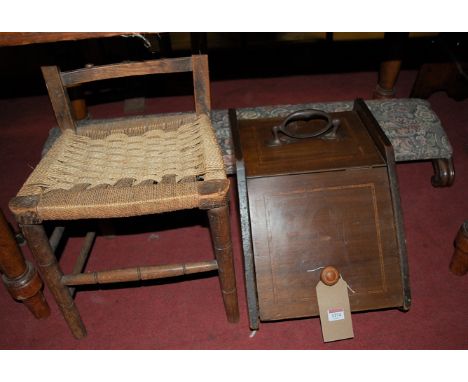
<box><xmin>267</xmin><ymin>109</ymin><xmax>340</xmax><ymax>147</ymax></box>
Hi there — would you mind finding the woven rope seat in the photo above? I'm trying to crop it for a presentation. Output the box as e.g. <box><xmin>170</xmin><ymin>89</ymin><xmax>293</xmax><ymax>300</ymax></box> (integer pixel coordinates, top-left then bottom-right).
<box><xmin>14</xmin><ymin>113</ymin><xmax>228</xmax><ymax>220</ymax></box>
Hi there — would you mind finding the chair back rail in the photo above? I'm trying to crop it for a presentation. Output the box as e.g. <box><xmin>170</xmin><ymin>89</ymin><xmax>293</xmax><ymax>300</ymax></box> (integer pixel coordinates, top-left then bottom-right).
<box><xmin>41</xmin><ymin>55</ymin><xmax>211</xmax><ymax>132</ymax></box>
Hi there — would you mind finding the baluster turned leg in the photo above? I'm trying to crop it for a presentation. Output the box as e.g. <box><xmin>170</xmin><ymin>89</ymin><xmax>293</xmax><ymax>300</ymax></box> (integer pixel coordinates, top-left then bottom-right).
<box><xmin>373</xmin><ymin>32</ymin><xmax>409</xmax><ymax>99</ymax></box>
<box><xmin>207</xmin><ymin>205</ymin><xmax>240</xmax><ymax>323</ymax></box>
<box><xmin>0</xmin><ymin>210</ymin><xmax>50</xmax><ymax>319</ymax></box>
<box><xmin>21</xmin><ymin>224</ymin><xmax>87</xmax><ymax>339</ymax></box>
<box><xmin>374</xmin><ymin>59</ymin><xmax>402</xmax><ymax>99</ymax></box>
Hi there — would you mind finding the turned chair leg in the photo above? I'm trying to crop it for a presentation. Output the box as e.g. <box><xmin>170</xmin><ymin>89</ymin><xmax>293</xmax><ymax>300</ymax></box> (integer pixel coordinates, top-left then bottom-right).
<box><xmin>21</xmin><ymin>224</ymin><xmax>87</xmax><ymax>339</ymax></box>
<box><xmin>207</xmin><ymin>205</ymin><xmax>240</xmax><ymax>323</ymax></box>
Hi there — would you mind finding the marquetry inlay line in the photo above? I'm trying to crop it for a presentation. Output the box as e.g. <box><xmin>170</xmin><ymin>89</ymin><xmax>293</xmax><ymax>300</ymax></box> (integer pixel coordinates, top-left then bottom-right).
<box><xmin>263</xmin><ymin>195</ymin><xmax>279</xmax><ymax>305</ymax></box>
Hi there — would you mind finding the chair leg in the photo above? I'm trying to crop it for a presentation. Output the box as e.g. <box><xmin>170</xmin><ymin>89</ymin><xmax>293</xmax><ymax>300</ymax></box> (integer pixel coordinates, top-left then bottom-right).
<box><xmin>207</xmin><ymin>205</ymin><xmax>240</xmax><ymax>323</ymax></box>
<box><xmin>21</xmin><ymin>224</ymin><xmax>87</xmax><ymax>339</ymax></box>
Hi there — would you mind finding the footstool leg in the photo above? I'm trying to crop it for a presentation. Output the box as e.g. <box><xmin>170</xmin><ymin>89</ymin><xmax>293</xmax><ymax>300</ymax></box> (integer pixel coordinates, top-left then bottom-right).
<box><xmin>207</xmin><ymin>205</ymin><xmax>240</xmax><ymax>323</ymax></box>
<box><xmin>431</xmin><ymin>158</ymin><xmax>455</xmax><ymax>187</ymax></box>
<box><xmin>21</xmin><ymin>224</ymin><xmax>87</xmax><ymax>339</ymax></box>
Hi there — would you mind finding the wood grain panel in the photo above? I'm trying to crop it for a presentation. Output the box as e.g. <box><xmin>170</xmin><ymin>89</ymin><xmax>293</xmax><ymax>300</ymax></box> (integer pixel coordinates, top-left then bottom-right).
<box><xmin>248</xmin><ymin>168</ymin><xmax>403</xmax><ymax>321</ymax></box>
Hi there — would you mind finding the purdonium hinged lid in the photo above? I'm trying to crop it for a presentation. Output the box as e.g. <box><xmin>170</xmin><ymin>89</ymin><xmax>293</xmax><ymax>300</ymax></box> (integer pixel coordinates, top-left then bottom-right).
<box><xmin>230</xmin><ymin>99</ymin><xmax>410</xmax><ymax>330</ymax></box>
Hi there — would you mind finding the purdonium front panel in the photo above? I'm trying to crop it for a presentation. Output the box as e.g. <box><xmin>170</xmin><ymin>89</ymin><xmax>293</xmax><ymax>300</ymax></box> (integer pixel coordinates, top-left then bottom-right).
<box><xmin>232</xmin><ymin>100</ymin><xmax>410</xmax><ymax>326</ymax></box>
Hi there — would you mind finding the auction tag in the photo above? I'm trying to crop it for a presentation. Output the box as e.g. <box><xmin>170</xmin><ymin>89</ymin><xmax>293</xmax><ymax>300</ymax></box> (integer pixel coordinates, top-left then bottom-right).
<box><xmin>316</xmin><ymin>278</ymin><xmax>354</xmax><ymax>342</ymax></box>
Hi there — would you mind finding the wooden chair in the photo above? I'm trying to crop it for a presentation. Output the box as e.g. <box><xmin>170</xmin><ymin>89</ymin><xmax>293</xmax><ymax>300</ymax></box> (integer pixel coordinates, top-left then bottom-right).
<box><xmin>9</xmin><ymin>55</ymin><xmax>240</xmax><ymax>339</ymax></box>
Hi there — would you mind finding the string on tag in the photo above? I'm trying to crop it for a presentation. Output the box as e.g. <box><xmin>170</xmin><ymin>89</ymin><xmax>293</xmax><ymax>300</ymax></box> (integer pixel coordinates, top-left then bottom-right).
<box><xmin>307</xmin><ymin>266</ymin><xmax>325</xmax><ymax>273</ymax></box>
<box><xmin>340</xmin><ymin>275</ymin><xmax>356</xmax><ymax>294</ymax></box>
<box><xmin>121</xmin><ymin>33</ymin><xmax>152</xmax><ymax>49</ymax></box>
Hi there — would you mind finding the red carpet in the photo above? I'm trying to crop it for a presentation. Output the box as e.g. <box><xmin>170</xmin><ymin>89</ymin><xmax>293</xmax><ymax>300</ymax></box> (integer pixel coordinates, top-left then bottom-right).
<box><xmin>0</xmin><ymin>70</ymin><xmax>467</xmax><ymax>349</ymax></box>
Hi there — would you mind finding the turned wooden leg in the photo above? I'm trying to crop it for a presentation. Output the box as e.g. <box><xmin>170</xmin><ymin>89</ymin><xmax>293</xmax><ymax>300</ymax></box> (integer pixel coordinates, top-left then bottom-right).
<box><xmin>431</xmin><ymin>158</ymin><xmax>455</xmax><ymax>187</ymax></box>
<box><xmin>0</xmin><ymin>210</ymin><xmax>50</xmax><ymax>319</ymax></box>
<box><xmin>373</xmin><ymin>32</ymin><xmax>409</xmax><ymax>99</ymax></box>
<box><xmin>374</xmin><ymin>59</ymin><xmax>402</xmax><ymax>99</ymax></box>
<box><xmin>68</xmin><ymin>85</ymin><xmax>88</xmax><ymax>120</ymax></box>
<box><xmin>450</xmin><ymin>221</ymin><xmax>468</xmax><ymax>276</ymax></box>
<box><xmin>21</xmin><ymin>224</ymin><xmax>87</xmax><ymax>339</ymax></box>
<box><xmin>207</xmin><ymin>205</ymin><xmax>240</xmax><ymax>323</ymax></box>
